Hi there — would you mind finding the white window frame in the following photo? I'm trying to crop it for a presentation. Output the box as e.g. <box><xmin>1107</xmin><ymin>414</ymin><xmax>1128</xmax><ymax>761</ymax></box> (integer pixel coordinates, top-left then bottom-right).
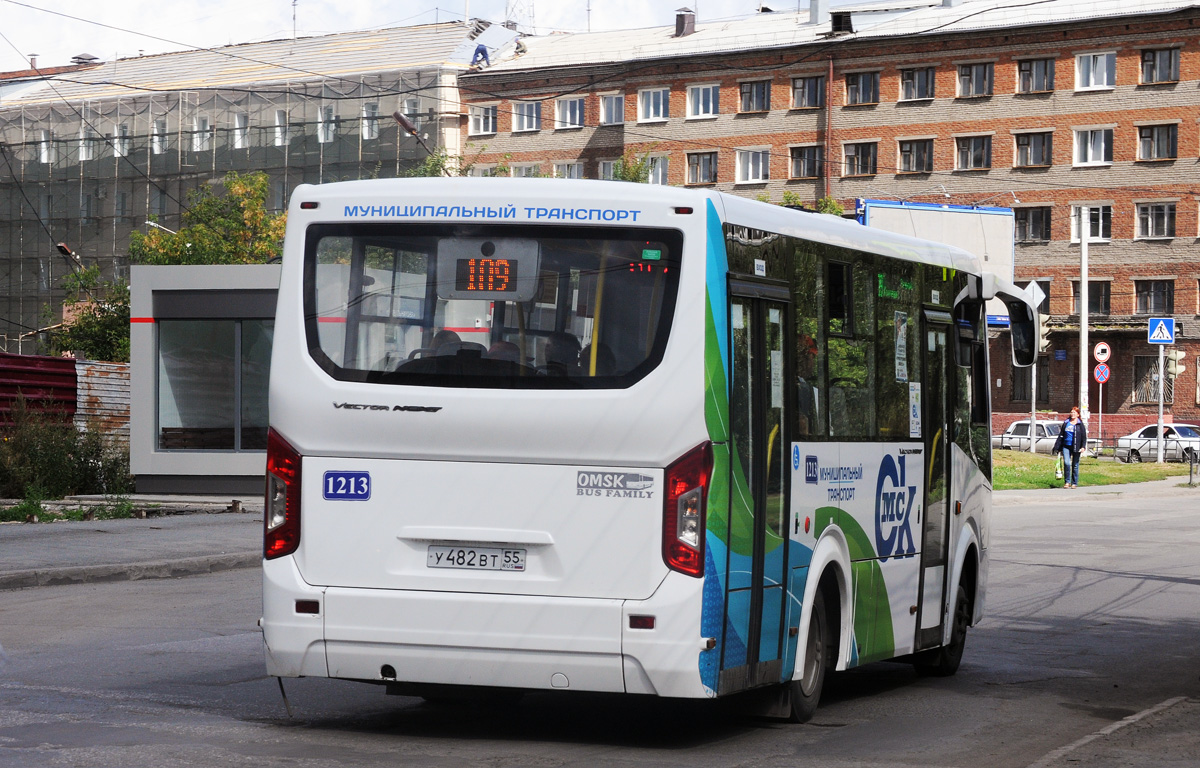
<box><xmin>1073</xmin><ymin>127</ymin><xmax>1114</xmax><ymax>166</ymax></box>
<box><xmin>113</xmin><ymin>123</ymin><xmax>132</xmax><ymax>158</ymax></box>
<box><xmin>554</xmin><ymin>97</ymin><xmax>585</xmax><ymax>130</ymax></box>
<box><xmin>467</xmin><ymin>164</ymin><xmax>498</xmax><ymax>178</ymax></box>
<box><xmin>79</xmin><ymin>127</ymin><xmax>97</xmax><ymax>161</ymax></box>
<box><xmin>273</xmin><ymin>110</ymin><xmax>290</xmax><ymax>147</ymax></box>
<box><xmin>510</xmin><ymin>162</ymin><xmax>540</xmax><ymax>178</ymax></box>
<box><xmin>648</xmin><ymin>155</ymin><xmax>669</xmax><ymax>185</ymax></box>
<box><xmin>637</xmin><ymin>87</ymin><xmax>670</xmax><ymax>122</ymax></box>
<box><xmin>687</xmin><ymin>84</ymin><xmax>719</xmax><ymax>119</ymax></box>
<box><xmin>736</xmin><ymin>148</ymin><xmax>770</xmax><ymax>183</ymax></box>
<box><xmin>233</xmin><ymin>113</ymin><xmax>249</xmax><ymax>149</ymax></box>
<box><xmin>686</xmin><ymin>151</ymin><xmax>718</xmax><ymax>184</ymax></box>
<box><xmin>152</xmin><ymin>118</ymin><xmax>168</xmax><ymax>155</ymax></box>
<box><xmin>1136</xmin><ymin>202</ymin><xmax>1176</xmax><ymax>239</ymax></box>
<box><xmin>598</xmin><ymin>159</ymin><xmax>619</xmax><ymax>180</ymax></box>
<box><xmin>468</xmin><ymin>104</ymin><xmax>498</xmax><ymax>135</ymax></box>
<box><xmin>38</xmin><ymin>130</ymin><xmax>54</xmax><ymax>164</ymax></box>
<box><xmin>512</xmin><ymin>101</ymin><xmax>542</xmax><ymax>132</ymax></box>
<box><xmin>192</xmin><ymin>115</ymin><xmax>212</xmax><ymax>152</ymax></box>
<box><xmin>1070</xmin><ymin>204</ymin><xmax>1113</xmax><ymax>242</ymax></box>
<box><xmin>552</xmin><ymin>162</ymin><xmax>583</xmax><ymax>179</ymax></box>
<box><xmin>791</xmin><ymin>75</ymin><xmax>825</xmax><ymax>109</ymax></box>
<box><xmin>1075</xmin><ymin>51</ymin><xmax>1116</xmax><ymax>90</ymax></box>
<box><xmin>361</xmin><ymin>103</ymin><xmax>379</xmax><ymax>140</ymax></box>
<box><xmin>317</xmin><ymin>106</ymin><xmax>336</xmax><ymax>144</ymax></box>
<box><xmin>598</xmin><ymin>93</ymin><xmax>625</xmax><ymax>125</ymax></box>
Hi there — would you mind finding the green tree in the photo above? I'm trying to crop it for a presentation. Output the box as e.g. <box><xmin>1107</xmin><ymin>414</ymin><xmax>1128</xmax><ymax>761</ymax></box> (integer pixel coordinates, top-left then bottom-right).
<box><xmin>406</xmin><ymin>145</ymin><xmax>509</xmax><ymax>178</ymax></box>
<box><xmin>129</xmin><ymin>171</ymin><xmax>286</xmax><ymax>265</ymax></box>
<box><xmin>608</xmin><ymin>149</ymin><xmax>654</xmax><ymax>183</ymax></box>
<box><xmin>45</xmin><ymin>266</ymin><xmax>130</xmax><ymax>362</ymax></box>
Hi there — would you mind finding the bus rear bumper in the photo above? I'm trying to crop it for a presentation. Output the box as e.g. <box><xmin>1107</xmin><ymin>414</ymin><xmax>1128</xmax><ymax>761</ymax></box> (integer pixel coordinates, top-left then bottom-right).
<box><xmin>262</xmin><ymin>558</ymin><xmax>709</xmax><ymax>698</ymax></box>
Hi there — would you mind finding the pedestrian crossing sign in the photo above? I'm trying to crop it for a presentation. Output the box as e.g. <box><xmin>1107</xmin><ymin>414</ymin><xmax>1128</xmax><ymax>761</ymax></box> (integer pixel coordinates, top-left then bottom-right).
<box><xmin>1148</xmin><ymin>317</ymin><xmax>1175</xmax><ymax>344</ymax></box>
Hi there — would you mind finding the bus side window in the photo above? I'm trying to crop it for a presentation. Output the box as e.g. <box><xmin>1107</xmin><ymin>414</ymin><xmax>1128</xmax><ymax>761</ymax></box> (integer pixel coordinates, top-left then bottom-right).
<box><xmin>826</xmin><ymin>255</ymin><xmax>876</xmax><ymax>438</ymax></box>
<box><xmin>793</xmin><ymin>245</ymin><xmax>823</xmax><ymax>438</ymax></box>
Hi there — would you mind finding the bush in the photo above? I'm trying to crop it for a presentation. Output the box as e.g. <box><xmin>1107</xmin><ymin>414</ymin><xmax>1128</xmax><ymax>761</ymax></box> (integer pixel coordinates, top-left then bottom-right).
<box><xmin>0</xmin><ymin>398</ymin><xmax>131</xmax><ymax>500</ymax></box>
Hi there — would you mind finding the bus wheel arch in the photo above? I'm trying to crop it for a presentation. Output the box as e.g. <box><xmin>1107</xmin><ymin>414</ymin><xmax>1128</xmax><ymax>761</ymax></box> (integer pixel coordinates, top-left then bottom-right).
<box><xmin>915</xmin><ymin>542</ymin><xmax>979</xmax><ymax>677</ymax></box>
<box><xmin>788</xmin><ymin>537</ymin><xmax>849</xmax><ymax>723</ymax></box>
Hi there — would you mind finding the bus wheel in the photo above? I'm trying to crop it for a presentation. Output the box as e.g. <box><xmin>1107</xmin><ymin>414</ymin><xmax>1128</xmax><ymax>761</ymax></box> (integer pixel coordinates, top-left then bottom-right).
<box><xmin>788</xmin><ymin>590</ymin><xmax>829</xmax><ymax>723</ymax></box>
<box><xmin>914</xmin><ymin>585</ymin><xmax>970</xmax><ymax>677</ymax></box>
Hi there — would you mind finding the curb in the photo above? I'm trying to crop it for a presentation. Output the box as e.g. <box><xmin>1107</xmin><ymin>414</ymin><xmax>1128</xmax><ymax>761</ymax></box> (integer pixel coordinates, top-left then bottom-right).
<box><xmin>0</xmin><ymin>551</ymin><xmax>260</xmax><ymax>592</ymax></box>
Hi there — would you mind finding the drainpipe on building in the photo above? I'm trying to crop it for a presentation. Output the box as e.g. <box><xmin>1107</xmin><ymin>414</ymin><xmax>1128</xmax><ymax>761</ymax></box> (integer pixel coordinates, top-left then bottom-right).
<box><xmin>824</xmin><ymin>55</ymin><xmax>834</xmax><ymax>200</ymax></box>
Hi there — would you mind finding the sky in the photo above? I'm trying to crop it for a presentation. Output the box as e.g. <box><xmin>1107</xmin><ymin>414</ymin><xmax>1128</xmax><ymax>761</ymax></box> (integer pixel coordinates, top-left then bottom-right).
<box><xmin>0</xmin><ymin>0</ymin><xmax>779</xmax><ymax>73</ymax></box>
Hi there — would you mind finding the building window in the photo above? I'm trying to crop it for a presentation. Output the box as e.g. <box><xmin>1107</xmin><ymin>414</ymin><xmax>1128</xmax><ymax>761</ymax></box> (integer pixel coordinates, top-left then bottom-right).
<box><xmin>468</xmin><ymin>164</ymin><xmax>498</xmax><ymax>178</ymax></box>
<box><xmin>599</xmin><ymin>93</ymin><xmax>624</xmax><ymax>125</ymax></box>
<box><xmin>1138</xmin><ymin>124</ymin><xmax>1177</xmax><ymax>160</ymax></box>
<box><xmin>1015</xmin><ymin>132</ymin><xmax>1052</xmax><ymax>167</ymax></box>
<box><xmin>843</xmin><ymin>142</ymin><xmax>877</xmax><ymax>175</ymax></box>
<box><xmin>899</xmin><ymin>139</ymin><xmax>933</xmax><ymax>173</ymax></box>
<box><xmin>1137</xmin><ymin>203</ymin><xmax>1176</xmax><ymax>239</ymax></box>
<box><xmin>192</xmin><ymin>116</ymin><xmax>212</xmax><ymax>152</ymax></box>
<box><xmin>555</xmin><ymin>97</ymin><xmax>585</xmax><ymax>129</ymax></box>
<box><xmin>113</xmin><ymin>123</ymin><xmax>132</xmax><ymax>158</ymax></box>
<box><xmin>687</xmin><ymin>84</ymin><xmax>719</xmax><ymax>117</ymax></box>
<box><xmin>1141</xmin><ymin>48</ymin><xmax>1180</xmax><ymax>84</ymax></box>
<box><xmin>79</xmin><ymin>127</ymin><xmax>98</xmax><ymax>160</ymax></box>
<box><xmin>648</xmin><ymin>156</ymin><xmax>669</xmax><ymax>185</ymax></box>
<box><xmin>510</xmin><ymin>163</ymin><xmax>540</xmax><ymax>177</ymax></box>
<box><xmin>157</xmin><ymin>319</ymin><xmax>274</xmax><ymax>451</ymax></box>
<box><xmin>1071</xmin><ymin>281</ymin><xmax>1111</xmax><ymax>315</ymax></box>
<box><xmin>79</xmin><ymin>193</ymin><xmax>95</xmax><ymax>224</ymax></box>
<box><xmin>637</xmin><ymin>88</ymin><xmax>670</xmax><ymax>121</ymax></box>
<box><xmin>790</xmin><ymin>145</ymin><xmax>822</xmax><ymax>178</ymax></box>
<box><xmin>115</xmin><ymin>190</ymin><xmax>130</xmax><ymax>218</ymax></box>
<box><xmin>1015</xmin><ymin>207</ymin><xmax>1052</xmax><ymax>241</ymax></box>
<box><xmin>401</xmin><ymin>98</ymin><xmax>421</xmax><ymax>129</ymax></box>
<box><xmin>736</xmin><ymin>149</ymin><xmax>769</xmax><ymax>182</ymax></box>
<box><xmin>739</xmin><ymin>80</ymin><xmax>770</xmax><ymax>112</ymax></box>
<box><xmin>1012</xmin><ymin>355</ymin><xmax>1050</xmax><ymax>404</ymax></box>
<box><xmin>1136</xmin><ymin>280</ymin><xmax>1174</xmax><ymax>314</ymax></box>
<box><xmin>900</xmin><ymin>67</ymin><xmax>935</xmax><ymax>100</ymax></box>
<box><xmin>233</xmin><ymin>113</ymin><xmax>249</xmax><ymax>149</ymax></box>
<box><xmin>791</xmin><ymin>75</ymin><xmax>825</xmax><ymax>108</ymax></box>
<box><xmin>1074</xmin><ymin>128</ymin><xmax>1113</xmax><ymax>165</ymax></box>
<box><xmin>512</xmin><ymin>101</ymin><xmax>542</xmax><ymax>132</ymax></box>
<box><xmin>598</xmin><ymin>160</ymin><xmax>618</xmax><ymax>180</ymax></box>
<box><xmin>845</xmin><ymin>72</ymin><xmax>879</xmax><ymax>105</ymax></box>
<box><xmin>1076</xmin><ymin>52</ymin><xmax>1116</xmax><ymax>89</ymax></box>
<box><xmin>38</xmin><ymin>130</ymin><xmax>54</xmax><ymax>164</ymax></box>
<box><xmin>955</xmin><ymin>135</ymin><xmax>992</xmax><ymax>170</ymax></box>
<box><xmin>1070</xmin><ymin>205</ymin><xmax>1111</xmax><ymax>241</ymax></box>
<box><xmin>468</xmin><ymin>104</ymin><xmax>497</xmax><ymax>135</ymax></box>
<box><xmin>1018</xmin><ymin>58</ymin><xmax>1055</xmax><ymax>93</ymax></box>
<box><xmin>957</xmin><ymin>63</ymin><xmax>994</xmax><ymax>97</ymax></box>
<box><xmin>152</xmin><ymin>119</ymin><xmax>168</xmax><ymax>155</ymax></box>
<box><xmin>316</xmin><ymin>107</ymin><xmax>336</xmax><ymax>144</ymax></box>
<box><xmin>1134</xmin><ymin>354</ymin><xmax>1172</xmax><ymax>404</ymax></box>
<box><xmin>687</xmin><ymin>151</ymin><xmax>718</xmax><ymax>184</ymax></box>
<box><xmin>361</xmin><ymin>103</ymin><xmax>379</xmax><ymax>140</ymax></box>
<box><xmin>553</xmin><ymin>162</ymin><xmax>582</xmax><ymax>179</ymax></box>
<box><xmin>151</xmin><ymin>187</ymin><xmax>168</xmax><ymax>217</ymax></box>
<box><xmin>273</xmin><ymin>110</ymin><xmax>290</xmax><ymax>147</ymax></box>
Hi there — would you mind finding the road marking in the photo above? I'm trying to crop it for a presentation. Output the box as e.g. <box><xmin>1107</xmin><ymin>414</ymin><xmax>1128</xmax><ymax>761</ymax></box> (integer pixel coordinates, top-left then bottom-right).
<box><xmin>1025</xmin><ymin>695</ymin><xmax>1188</xmax><ymax>768</ymax></box>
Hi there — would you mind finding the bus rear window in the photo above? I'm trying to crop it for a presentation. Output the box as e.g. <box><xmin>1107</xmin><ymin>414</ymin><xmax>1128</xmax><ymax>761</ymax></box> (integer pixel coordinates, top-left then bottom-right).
<box><xmin>304</xmin><ymin>223</ymin><xmax>683</xmax><ymax>388</ymax></box>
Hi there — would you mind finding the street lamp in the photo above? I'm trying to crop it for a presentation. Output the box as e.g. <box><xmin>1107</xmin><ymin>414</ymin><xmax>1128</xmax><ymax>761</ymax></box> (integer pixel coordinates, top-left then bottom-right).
<box><xmin>393</xmin><ymin>110</ymin><xmax>452</xmax><ymax>177</ymax></box>
<box><xmin>144</xmin><ymin>220</ymin><xmax>177</xmax><ymax>234</ymax></box>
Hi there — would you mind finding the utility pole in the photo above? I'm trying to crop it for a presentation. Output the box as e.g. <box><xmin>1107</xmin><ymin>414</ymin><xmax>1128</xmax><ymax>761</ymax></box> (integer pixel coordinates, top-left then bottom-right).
<box><xmin>1078</xmin><ymin>206</ymin><xmax>1090</xmax><ymax>428</ymax></box>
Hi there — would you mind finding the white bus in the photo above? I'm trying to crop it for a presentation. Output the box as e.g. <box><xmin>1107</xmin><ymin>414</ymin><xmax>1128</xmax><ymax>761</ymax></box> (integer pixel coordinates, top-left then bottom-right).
<box><xmin>262</xmin><ymin>178</ymin><xmax>1037</xmax><ymax>722</ymax></box>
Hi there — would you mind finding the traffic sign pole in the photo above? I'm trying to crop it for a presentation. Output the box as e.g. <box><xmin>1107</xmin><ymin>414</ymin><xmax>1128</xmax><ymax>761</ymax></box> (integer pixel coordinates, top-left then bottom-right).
<box><xmin>1158</xmin><ymin>344</ymin><xmax>1165</xmax><ymax>463</ymax></box>
<box><xmin>1093</xmin><ymin>363</ymin><xmax>1111</xmax><ymax>450</ymax></box>
<box><xmin>1147</xmin><ymin>318</ymin><xmax>1176</xmax><ymax>464</ymax></box>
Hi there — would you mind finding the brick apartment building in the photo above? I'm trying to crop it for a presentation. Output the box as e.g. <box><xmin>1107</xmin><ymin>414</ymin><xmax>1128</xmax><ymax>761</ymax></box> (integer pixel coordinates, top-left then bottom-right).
<box><xmin>458</xmin><ymin>0</ymin><xmax>1200</xmax><ymax>439</ymax></box>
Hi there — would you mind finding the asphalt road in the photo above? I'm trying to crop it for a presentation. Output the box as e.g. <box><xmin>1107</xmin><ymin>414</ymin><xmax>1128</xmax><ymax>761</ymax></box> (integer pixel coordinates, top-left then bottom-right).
<box><xmin>0</xmin><ymin>481</ymin><xmax>1197</xmax><ymax>767</ymax></box>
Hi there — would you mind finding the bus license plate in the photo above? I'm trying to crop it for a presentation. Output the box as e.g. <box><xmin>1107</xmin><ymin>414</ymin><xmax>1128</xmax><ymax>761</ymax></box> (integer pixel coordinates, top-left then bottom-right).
<box><xmin>427</xmin><ymin>545</ymin><xmax>526</xmax><ymax>572</ymax></box>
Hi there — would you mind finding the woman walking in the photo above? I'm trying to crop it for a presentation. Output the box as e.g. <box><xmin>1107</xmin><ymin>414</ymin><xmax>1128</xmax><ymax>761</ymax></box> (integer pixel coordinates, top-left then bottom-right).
<box><xmin>1053</xmin><ymin>406</ymin><xmax>1088</xmax><ymax>488</ymax></box>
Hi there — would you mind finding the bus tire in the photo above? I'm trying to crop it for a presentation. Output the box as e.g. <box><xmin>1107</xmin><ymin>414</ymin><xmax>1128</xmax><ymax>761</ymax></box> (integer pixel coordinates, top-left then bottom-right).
<box><xmin>788</xmin><ymin>589</ymin><xmax>830</xmax><ymax>723</ymax></box>
<box><xmin>914</xmin><ymin>585</ymin><xmax>970</xmax><ymax>677</ymax></box>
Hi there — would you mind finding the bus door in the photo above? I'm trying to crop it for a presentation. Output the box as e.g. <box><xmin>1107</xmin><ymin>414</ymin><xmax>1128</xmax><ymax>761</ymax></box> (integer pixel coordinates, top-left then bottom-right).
<box><xmin>915</xmin><ymin>310</ymin><xmax>953</xmax><ymax>650</ymax></box>
<box><xmin>720</xmin><ymin>281</ymin><xmax>791</xmax><ymax>693</ymax></box>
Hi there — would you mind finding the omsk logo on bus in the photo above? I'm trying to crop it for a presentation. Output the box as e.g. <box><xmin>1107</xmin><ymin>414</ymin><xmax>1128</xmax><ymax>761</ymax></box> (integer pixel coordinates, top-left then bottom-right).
<box><xmin>576</xmin><ymin>472</ymin><xmax>655</xmax><ymax>498</ymax></box>
<box><xmin>875</xmin><ymin>454</ymin><xmax>917</xmax><ymax>561</ymax></box>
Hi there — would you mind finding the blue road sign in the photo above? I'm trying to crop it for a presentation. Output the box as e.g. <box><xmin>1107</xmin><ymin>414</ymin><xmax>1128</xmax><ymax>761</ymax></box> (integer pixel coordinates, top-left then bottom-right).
<box><xmin>1148</xmin><ymin>317</ymin><xmax>1175</xmax><ymax>344</ymax></box>
<box><xmin>1094</xmin><ymin>363</ymin><xmax>1110</xmax><ymax>384</ymax></box>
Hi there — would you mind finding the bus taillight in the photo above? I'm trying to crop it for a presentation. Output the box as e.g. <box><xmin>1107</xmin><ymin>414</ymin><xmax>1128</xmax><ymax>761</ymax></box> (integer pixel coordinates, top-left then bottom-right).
<box><xmin>663</xmin><ymin>441</ymin><xmax>712</xmax><ymax>578</ymax></box>
<box><xmin>265</xmin><ymin>428</ymin><xmax>302</xmax><ymax>560</ymax></box>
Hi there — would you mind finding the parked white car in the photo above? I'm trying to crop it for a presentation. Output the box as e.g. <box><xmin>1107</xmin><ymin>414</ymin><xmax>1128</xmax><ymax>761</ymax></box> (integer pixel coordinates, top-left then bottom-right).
<box><xmin>992</xmin><ymin>419</ymin><xmax>1061</xmax><ymax>453</ymax></box>
<box><xmin>1115</xmin><ymin>423</ymin><xmax>1200</xmax><ymax>463</ymax></box>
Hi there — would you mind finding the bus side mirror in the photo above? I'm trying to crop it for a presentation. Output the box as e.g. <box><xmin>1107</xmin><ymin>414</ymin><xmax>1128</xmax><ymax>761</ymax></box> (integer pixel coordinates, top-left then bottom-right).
<box><xmin>1007</xmin><ymin>300</ymin><xmax>1036</xmax><ymax>368</ymax></box>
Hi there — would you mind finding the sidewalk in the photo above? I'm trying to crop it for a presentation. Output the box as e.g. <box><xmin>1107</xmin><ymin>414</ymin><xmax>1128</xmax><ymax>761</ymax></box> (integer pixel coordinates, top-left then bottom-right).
<box><xmin>994</xmin><ymin>475</ymin><xmax>1198</xmax><ymax>507</ymax></box>
<box><xmin>0</xmin><ymin>494</ymin><xmax>262</xmax><ymax>591</ymax></box>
